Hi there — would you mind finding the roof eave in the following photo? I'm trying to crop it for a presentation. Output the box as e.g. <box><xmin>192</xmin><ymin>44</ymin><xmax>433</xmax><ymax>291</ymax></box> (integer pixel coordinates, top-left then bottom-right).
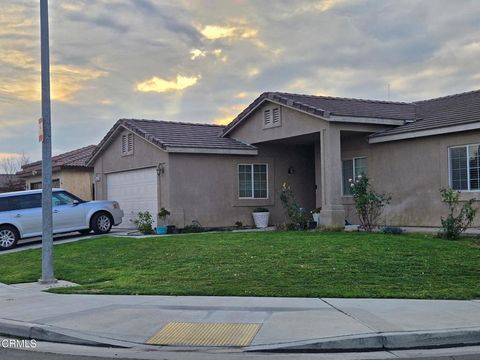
<box><xmin>166</xmin><ymin>146</ymin><xmax>258</xmax><ymax>155</ymax></box>
<box><xmin>328</xmin><ymin>115</ymin><xmax>408</xmax><ymax>126</ymax></box>
<box><xmin>369</xmin><ymin>122</ymin><xmax>480</xmax><ymax>144</ymax></box>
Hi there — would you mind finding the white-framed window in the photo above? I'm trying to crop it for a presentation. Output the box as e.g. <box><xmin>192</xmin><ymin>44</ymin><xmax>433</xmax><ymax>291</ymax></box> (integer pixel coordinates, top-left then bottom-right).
<box><xmin>342</xmin><ymin>157</ymin><xmax>367</xmax><ymax>195</ymax></box>
<box><xmin>121</xmin><ymin>133</ymin><xmax>134</xmax><ymax>156</ymax></box>
<box><xmin>263</xmin><ymin>107</ymin><xmax>281</xmax><ymax>128</ymax></box>
<box><xmin>238</xmin><ymin>164</ymin><xmax>268</xmax><ymax>199</ymax></box>
<box><xmin>449</xmin><ymin>144</ymin><xmax>480</xmax><ymax>191</ymax></box>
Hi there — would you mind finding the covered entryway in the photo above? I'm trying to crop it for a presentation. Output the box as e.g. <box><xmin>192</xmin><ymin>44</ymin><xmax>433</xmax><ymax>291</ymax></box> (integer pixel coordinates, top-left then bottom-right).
<box><xmin>106</xmin><ymin>167</ymin><xmax>158</xmax><ymax>229</ymax></box>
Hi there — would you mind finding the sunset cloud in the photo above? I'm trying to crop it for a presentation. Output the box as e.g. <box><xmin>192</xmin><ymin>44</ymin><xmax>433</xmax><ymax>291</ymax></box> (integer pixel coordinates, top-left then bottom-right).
<box><xmin>136</xmin><ymin>75</ymin><xmax>200</xmax><ymax>93</ymax></box>
<box><xmin>190</xmin><ymin>48</ymin><xmax>207</xmax><ymax>60</ymax></box>
<box><xmin>0</xmin><ymin>64</ymin><xmax>107</xmax><ymax>102</ymax></box>
<box><xmin>199</xmin><ymin>23</ymin><xmax>258</xmax><ymax>41</ymax></box>
<box><xmin>213</xmin><ymin>104</ymin><xmax>247</xmax><ymax>125</ymax></box>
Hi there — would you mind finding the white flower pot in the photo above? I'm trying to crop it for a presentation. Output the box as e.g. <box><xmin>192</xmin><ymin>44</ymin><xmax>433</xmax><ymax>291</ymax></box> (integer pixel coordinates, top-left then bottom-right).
<box><xmin>252</xmin><ymin>212</ymin><xmax>270</xmax><ymax>228</ymax></box>
<box><xmin>312</xmin><ymin>213</ymin><xmax>320</xmax><ymax>226</ymax></box>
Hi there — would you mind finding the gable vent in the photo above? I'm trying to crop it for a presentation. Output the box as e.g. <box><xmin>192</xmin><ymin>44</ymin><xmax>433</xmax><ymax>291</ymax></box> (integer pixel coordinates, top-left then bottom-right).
<box><xmin>272</xmin><ymin>108</ymin><xmax>280</xmax><ymax>124</ymax></box>
<box><xmin>264</xmin><ymin>109</ymin><xmax>271</xmax><ymax>126</ymax></box>
<box><xmin>121</xmin><ymin>133</ymin><xmax>134</xmax><ymax>155</ymax></box>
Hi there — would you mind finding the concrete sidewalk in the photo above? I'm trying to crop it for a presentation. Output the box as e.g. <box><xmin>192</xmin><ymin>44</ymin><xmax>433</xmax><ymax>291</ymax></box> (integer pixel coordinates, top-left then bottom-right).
<box><xmin>0</xmin><ymin>282</ymin><xmax>479</xmax><ymax>353</ymax></box>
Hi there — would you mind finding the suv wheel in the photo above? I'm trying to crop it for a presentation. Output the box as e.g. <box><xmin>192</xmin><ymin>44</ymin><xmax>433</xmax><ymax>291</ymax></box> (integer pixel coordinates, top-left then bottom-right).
<box><xmin>91</xmin><ymin>212</ymin><xmax>112</xmax><ymax>234</ymax></box>
<box><xmin>0</xmin><ymin>226</ymin><xmax>19</xmax><ymax>251</ymax></box>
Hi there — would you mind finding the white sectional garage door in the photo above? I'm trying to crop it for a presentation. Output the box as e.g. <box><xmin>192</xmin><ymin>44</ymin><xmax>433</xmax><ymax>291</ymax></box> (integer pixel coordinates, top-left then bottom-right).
<box><xmin>107</xmin><ymin>167</ymin><xmax>158</xmax><ymax>229</ymax></box>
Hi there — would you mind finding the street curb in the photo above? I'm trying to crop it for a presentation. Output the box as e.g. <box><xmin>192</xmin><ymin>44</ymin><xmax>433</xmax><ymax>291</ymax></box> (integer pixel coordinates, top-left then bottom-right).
<box><xmin>0</xmin><ymin>318</ymin><xmax>137</xmax><ymax>348</ymax></box>
<box><xmin>246</xmin><ymin>327</ymin><xmax>480</xmax><ymax>352</ymax></box>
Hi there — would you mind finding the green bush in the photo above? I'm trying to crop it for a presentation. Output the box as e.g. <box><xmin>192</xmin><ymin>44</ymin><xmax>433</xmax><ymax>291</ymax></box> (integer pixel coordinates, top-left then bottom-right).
<box><xmin>158</xmin><ymin>207</ymin><xmax>170</xmax><ymax>225</ymax></box>
<box><xmin>439</xmin><ymin>188</ymin><xmax>477</xmax><ymax>240</ymax></box>
<box><xmin>279</xmin><ymin>182</ymin><xmax>311</xmax><ymax>230</ymax></box>
<box><xmin>182</xmin><ymin>224</ymin><xmax>205</xmax><ymax>233</ymax></box>
<box><xmin>132</xmin><ymin>211</ymin><xmax>154</xmax><ymax>234</ymax></box>
<box><xmin>381</xmin><ymin>226</ymin><xmax>404</xmax><ymax>235</ymax></box>
<box><xmin>349</xmin><ymin>175</ymin><xmax>391</xmax><ymax>232</ymax></box>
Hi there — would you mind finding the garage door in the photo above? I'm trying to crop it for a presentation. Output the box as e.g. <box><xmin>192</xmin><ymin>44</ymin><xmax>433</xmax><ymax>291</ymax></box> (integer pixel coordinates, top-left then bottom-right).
<box><xmin>107</xmin><ymin>167</ymin><xmax>158</xmax><ymax>229</ymax></box>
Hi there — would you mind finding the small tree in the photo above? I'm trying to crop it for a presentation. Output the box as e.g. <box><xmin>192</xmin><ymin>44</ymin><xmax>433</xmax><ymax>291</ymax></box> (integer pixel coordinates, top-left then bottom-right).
<box><xmin>0</xmin><ymin>152</ymin><xmax>29</xmax><ymax>191</ymax></box>
<box><xmin>132</xmin><ymin>211</ymin><xmax>154</xmax><ymax>234</ymax></box>
<box><xmin>439</xmin><ymin>188</ymin><xmax>477</xmax><ymax>240</ymax></box>
<box><xmin>349</xmin><ymin>175</ymin><xmax>391</xmax><ymax>232</ymax></box>
<box><xmin>279</xmin><ymin>182</ymin><xmax>310</xmax><ymax>229</ymax></box>
<box><xmin>158</xmin><ymin>207</ymin><xmax>170</xmax><ymax>226</ymax></box>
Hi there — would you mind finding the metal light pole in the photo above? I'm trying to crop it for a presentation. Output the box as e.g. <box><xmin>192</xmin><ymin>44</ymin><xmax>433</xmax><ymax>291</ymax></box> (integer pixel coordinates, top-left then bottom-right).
<box><xmin>40</xmin><ymin>0</ymin><xmax>55</xmax><ymax>284</ymax></box>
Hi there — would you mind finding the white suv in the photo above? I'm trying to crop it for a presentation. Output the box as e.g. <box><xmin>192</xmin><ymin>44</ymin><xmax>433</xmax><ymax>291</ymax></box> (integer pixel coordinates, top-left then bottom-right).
<box><xmin>0</xmin><ymin>189</ymin><xmax>124</xmax><ymax>250</ymax></box>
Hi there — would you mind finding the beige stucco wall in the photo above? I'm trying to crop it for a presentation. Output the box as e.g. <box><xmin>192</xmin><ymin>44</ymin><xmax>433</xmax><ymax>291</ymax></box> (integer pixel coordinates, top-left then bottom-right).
<box><xmin>342</xmin><ymin>130</ymin><xmax>480</xmax><ymax>227</ymax></box>
<box><xmin>23</xmin><ymin>169</ymin><xmax>93</xmax><ymax>200</ymax></box>
<box><xmin>228</xmin><ymin>103</ymin><xmax>328</xmax><ymax>144</ymax></box>
<box><xmin>370</xmin><ymin>130</ymin><xmax>480</xmax><ymax>227</ymax></box>
<box><xmin>168</xmin><ymin>143</ymin><xmax>315</xmax><ymax>228</ymax></box>
<box><xmin>61</xmin><ymin>169</ymin><xmax>94</xmax><ymax>200</ymax></box>
<box><xmin>92</xmin><ymin>128</ymin><xmax>170</xmax><ymax>210</ymax></box>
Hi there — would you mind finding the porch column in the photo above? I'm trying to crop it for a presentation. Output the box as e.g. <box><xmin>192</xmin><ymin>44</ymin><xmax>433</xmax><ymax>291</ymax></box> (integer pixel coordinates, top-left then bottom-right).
<box><xmin>319</xmin><ymin>127</ymin><xmax>345</xmax><ymax>227</ymax></box>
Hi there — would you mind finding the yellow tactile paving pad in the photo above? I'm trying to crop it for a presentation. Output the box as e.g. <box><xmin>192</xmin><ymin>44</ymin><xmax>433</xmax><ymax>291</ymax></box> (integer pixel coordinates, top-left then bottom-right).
<box><xmin>146</xmin><ymin>322</ymin><xmax>262</xmax><ymax>347</ymax></box>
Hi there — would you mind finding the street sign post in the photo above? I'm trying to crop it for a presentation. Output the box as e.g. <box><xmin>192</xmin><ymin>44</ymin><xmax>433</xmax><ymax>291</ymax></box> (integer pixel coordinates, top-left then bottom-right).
<box><xmin>39</xmin><ymin>0</ymin><xmax>55</xmax><ymax>284</ymax></box>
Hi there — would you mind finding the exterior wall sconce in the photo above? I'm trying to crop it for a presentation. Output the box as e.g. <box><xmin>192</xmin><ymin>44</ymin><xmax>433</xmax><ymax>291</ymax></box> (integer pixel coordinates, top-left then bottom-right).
<box><xmin>157</xmin><ymin>163</ymin><xmax>165</xmax><ymax>175</ymax></box>
<box><xmin>95</xmin><ymin>174</ymin><xmax>101</xmax><ymax>182</ymax></box>
<box><xmin>288</xmin><ymin>166</ymin><xmax>295</xmax><ymax>174</ymax></box>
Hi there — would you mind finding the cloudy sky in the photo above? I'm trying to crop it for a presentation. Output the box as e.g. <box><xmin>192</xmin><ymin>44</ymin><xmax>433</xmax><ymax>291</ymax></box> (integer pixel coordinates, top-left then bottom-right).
<box><xmin>1</xmin><ymin>0</ymin><xmax>480</xmax><ymax>161</ymax></box>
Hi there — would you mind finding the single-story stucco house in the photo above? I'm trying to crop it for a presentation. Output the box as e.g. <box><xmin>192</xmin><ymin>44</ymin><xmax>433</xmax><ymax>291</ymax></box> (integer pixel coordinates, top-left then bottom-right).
<box><xmin>17</xmin><ymin>145</ymin><xmax>96</xmax><ymax>200</ymax></box>
<box><xmin>88</xmin><ymin>89</ymin><xmax>480</xmax><ymax>229</ymax></box>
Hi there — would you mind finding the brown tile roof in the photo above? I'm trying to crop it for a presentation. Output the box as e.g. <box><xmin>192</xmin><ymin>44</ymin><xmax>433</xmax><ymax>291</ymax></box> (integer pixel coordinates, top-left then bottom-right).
<box><xmin>370</xmin><ymin>89</ymin><xmax>480</xmax><ymax>138</ymax></box>
<box><xmin>222</xmin><ymin>92</ymin><xmax>416</xmax><ymax>135</ymax></box>
<box><xmin>88</xmin><ymin>119</ymin><xmax>257</xmax><ymax>163</ymax></box>
<box><xmin>17</xmin><ymin>145</ymin><xmax>96</xmax><ymax>177</ymax></box>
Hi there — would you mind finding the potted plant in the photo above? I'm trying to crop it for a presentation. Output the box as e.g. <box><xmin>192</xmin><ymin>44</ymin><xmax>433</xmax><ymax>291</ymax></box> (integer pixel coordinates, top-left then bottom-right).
<box><xmin>156</xmin><ymin>207</ymin><xmax>170</xmax><ymax>235</ymax></box>
<box><xmin>311</xmin><ymin>207</ymin><xmax>321</xmax><ymax>227</ymax></box>
<box><xmin>252</xmin><ymin>207</ymin><xmax>270</xmax><ymax>228</ymax></box>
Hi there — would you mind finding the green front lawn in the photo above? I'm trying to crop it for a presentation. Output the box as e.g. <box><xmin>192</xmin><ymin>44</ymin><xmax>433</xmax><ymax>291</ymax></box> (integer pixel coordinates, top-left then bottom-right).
<box><xmin>1</xmin><ymin>231</ymin><xmax>479</xmax><ymax>299</ymax></box>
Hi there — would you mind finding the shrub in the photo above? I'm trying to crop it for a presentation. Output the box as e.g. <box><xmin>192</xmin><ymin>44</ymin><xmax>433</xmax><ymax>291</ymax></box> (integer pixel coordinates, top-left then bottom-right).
<box><xmin>381</xmin><ymin>226</ymin><xmax>404</xmax><ymax>235</ymax></box>
<box><xmin>349</xmin><ymin>175</ymin><xmax>391</xmax><ymax>232</ymax></box>
<box><xmin>182</xmin><ymin>224</ymin><xmax>205</xmax><ymax>233</ymax></box>
<box><xmin>279</xmin><ymin>182</ymin><xmax>311</xmax><ymax>230</ymax></box>
<box><xmin>439</xmin><ymin>188</ymin><xmax>477</xmax><ymax>240</ymax></box>
<box><xmin>132</xmin><ymin>211</ymin><xmax>154</xmax><ymax>234</ymax></box>
<box><xmin>253</xmin><ymin>207</ymin><xmax>269</xmax><ymax>213</ymax></box>
<box><xmin>158</xmin><ymin>207</ymin><xmax>170</xmax><ymax>225</ymax></box>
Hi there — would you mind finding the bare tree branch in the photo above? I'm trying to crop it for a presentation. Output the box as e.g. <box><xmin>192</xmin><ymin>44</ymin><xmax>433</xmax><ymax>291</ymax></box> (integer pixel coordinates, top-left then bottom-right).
<box><xmin>0</xmin><ymin>152</ymin><xmax>29</xmax><ymax>191</ymax></box>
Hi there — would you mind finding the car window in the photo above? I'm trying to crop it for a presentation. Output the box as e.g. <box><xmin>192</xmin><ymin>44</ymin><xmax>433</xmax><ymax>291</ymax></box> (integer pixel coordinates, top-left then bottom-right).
<box><xmin>0</xmin><ymin>194</ymin><xmax>42</xmax><ymax>211</ymax></box>
<box><xmin>17</xmin><ymin>194</ymin><xmax>42</xmax><ymax>209</ymax></box>
<box><xmin>52</xmin><ymin>191</ymin><xmax>77</xmax><ymax>206</ymax></box>
<box><xmin>0</xmin><ymin>198</ymin><xmax>13</xmax><ymax>212</ymax></box>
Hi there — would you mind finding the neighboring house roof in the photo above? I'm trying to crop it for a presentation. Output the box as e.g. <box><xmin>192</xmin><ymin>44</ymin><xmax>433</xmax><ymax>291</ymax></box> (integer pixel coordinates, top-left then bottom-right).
<box><xmin>17</xmin><ymin>145</ymin><xmax>96</xmax><ymax>177</ymax></box>
<box><xmin>222</xmin><ymin>92</ymin><xmax>416</xmax><ymax>136</ymax></box>
<box><xmin>370</xmin><ymin>89</ymin><xmax>480</xmax><ymax>142</ymax></box>
<box><xmin>88</xmin><ymin>119</ymin><xmax>258</xmax><ymax>165</ymax></box>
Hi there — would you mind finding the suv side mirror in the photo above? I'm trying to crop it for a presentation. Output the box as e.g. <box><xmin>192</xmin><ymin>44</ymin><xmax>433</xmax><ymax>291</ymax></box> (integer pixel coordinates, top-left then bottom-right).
<box><xmin>72</xmin><ymin>200</ymin><xmax>79</xmax><ymax>206</ymax></box>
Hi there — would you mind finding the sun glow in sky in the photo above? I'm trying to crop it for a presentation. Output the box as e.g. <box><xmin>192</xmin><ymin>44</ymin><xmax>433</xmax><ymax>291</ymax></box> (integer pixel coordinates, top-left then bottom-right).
<box><xmin>1</xmin><ymin>0</ymin><xmax>480</xmax><ymax>160</ymax></box>
<box><xmin>136</xmin><ymin>75</ymin><xmax>200</xmax><ymax>93</ymax></box>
